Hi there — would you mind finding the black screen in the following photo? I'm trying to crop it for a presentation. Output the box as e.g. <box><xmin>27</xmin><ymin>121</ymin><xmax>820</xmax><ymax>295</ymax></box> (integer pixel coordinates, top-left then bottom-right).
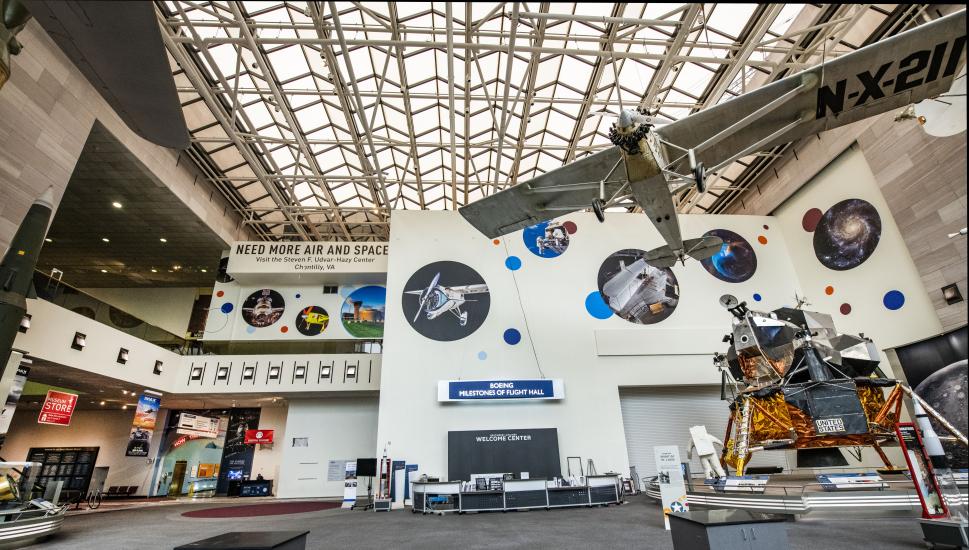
<box><xmin>356</xmin><ymin>458</ymin><xmax>378</xmax><ymax>477</ymax></box>
<box><xmin>447</xmin><ymin>428</ymin><xmax>561</xmax><ymax>481</ymax></box>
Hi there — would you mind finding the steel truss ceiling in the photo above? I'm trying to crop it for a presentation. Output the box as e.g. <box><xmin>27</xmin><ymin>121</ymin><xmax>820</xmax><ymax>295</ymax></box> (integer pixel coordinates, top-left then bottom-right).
<box><xmin>157</xmin><ymin>2</ymin><xmax>924</xmax><ymax>241</ymax></box>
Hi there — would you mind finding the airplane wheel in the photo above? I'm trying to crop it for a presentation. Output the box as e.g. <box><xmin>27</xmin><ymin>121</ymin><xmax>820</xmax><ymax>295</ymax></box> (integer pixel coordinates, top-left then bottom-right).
<box><xmin>592</xmin><ymin>198</ymin><xmax>606</xmax><ymax>223</ymax></box>
<box><xmin>693</xmin><ymin>162</ymin><xmax>707</xmax><ymax>193</ymax></box>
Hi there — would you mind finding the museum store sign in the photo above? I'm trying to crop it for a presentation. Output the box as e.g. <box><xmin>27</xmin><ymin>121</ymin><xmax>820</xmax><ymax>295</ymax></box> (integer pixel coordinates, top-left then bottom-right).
<box><xmin>227</xmin><ymin>241</ymin><xmax>389</xmax><ymax>283</ymax></box>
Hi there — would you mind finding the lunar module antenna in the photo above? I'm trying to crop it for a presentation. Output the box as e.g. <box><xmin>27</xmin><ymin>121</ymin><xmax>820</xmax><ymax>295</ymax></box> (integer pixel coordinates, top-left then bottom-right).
<box><xmin>793</xmin><ymin>293</ymin><xmax>810</xmax><ymax>310</ymax></box>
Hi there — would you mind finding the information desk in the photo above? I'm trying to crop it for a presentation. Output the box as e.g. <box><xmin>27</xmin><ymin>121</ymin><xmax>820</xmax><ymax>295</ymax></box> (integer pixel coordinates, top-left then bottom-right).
<box><xmin>413</xmin><ymin>475</ymin><xmax>621</xmax><ymax>514</ymax></box>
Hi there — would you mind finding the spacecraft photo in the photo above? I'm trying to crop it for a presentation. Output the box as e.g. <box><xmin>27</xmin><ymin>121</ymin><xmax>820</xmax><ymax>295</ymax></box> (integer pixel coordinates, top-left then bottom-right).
<box><xmin>713</xmin><ymin>295</ymin><xmax>967</xmax><ymax>476</ymax></box>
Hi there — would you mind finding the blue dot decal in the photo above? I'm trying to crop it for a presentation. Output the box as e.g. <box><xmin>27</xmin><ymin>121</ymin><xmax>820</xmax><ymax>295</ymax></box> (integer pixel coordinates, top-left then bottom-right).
<box><xmin>753</xmin><ymin>293</ymin><xmax>762</xmax><ymax>302</ymax></box>
<box><xmin>883</xmin><ymin>290</ymin><xmax>905</xmax><ymax>310</ymax></box>
<box><xmin>503</xmin><ymin>328</ymin><xmax>522</xmax><ymax>345</ymax></box>
<box><xmin>477</xmin><ymin>351</ymin><xmax>488</xmax><ymax>361</ymax></box>
<box><xmin>505</xmin><ymin>256</ymin><xmax>522</xmax><ymax>271</ymax></box>
<box><xmin>246</xmin><ymin>326</ymin><xmax>256</xmax><ymax>334</ymax></box>
<box><xmin>220</xmin><ymin>303</ymin><xmax>234</xmax><ymax>314</ymax></box>
<box><xmin>585</xmin><ymin>291</ymin><xmax>613</xmax><ymax>319</ymax></box>
<box><xmin>295</xmin><ymin>293</ymin><xmax>301</xmax><ymax>299</ymax></box>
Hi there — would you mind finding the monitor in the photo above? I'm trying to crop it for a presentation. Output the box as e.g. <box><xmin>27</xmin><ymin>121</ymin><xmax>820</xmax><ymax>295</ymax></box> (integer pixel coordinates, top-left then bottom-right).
<box><xmin>355</xmin><ymin>458</ymin><xmax>378</xmax><ymax>477</ymax></box>
<box><xmin>227</xmin><ymin>469</ymin><xmax>243</xmax><ymax>480</ymax></box>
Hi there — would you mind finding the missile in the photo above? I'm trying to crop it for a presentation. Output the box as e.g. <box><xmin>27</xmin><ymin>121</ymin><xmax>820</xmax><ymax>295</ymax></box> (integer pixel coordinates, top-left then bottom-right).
<box><xmin>0</xmin><ymin>186</ymin><xmax>54</xmax><ymax>379</ymax></box>
<box><xmin>912</xmin><ymin>397</ymin><xmax>948</xmax><ymax>470</ymax></box>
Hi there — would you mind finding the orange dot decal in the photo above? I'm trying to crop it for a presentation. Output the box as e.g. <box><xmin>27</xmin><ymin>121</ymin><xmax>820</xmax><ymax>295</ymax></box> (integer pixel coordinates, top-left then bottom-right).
<box><xmin>216</xmin><ymin>290</ymin><xmax>224</xmax><ymax>298</ymax></box>
<box><xmin>493</xmin><ymin>239</ymin><xmax>500</xmax><ymax>245</ymax></box>
<box><xmin>825</xmin><ymin>285</ymin><xmax>834</xmax><ymax>295</ymax></box>
<box><xmin>757</xmin><ymin>235</ymin><xmax>768</xmax><ymax>245</ymax></box>
<box><xmin>280</xmin><ymin>326</ymin><xmax>289</xmax><ymax>333</ymax></box>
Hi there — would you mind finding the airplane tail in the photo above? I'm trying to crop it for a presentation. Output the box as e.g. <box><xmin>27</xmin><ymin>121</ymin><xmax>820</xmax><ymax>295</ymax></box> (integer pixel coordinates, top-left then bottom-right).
<box><xmin>644</xmin><ymin>235</ymin><xmax>724</xmax><ymax>268</ymax></box>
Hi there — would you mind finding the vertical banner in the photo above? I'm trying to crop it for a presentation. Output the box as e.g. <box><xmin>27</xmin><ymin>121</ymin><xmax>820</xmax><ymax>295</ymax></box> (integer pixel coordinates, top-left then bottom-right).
<box><xmin>390</xmin><ymin>460</ymin><xmax>406</xmax><ymax>509</ymax></box>
<box><xmin>404</xmin><ymin>464</ymin><xmax>419</xmax><ymax>505</ymax></box>
<box><xmin>217</xmin><ymin>408</ymin><xmax>261</xmax><ymax>494</ymax></box>
<box><xmin>341</xmin><ymin>460</ymin><xmax>358</xmax><ymax>508</ymax></box>
<box><xmin>0</xmin><ymin>354</ymin><xmax>29</xmax><ymax>439</ymax></box>
<box><xmin>126</xmin><ymin>394</ymin><xmax>161</xmax><ymax>457</ymax></box>
<box><xmin>38</xmin><ymin>390</ymin><xmax>78</xmax><ymax>426</ymax></box>
<box><xmin>654</xmin><ymin>445</ymin><xmax>689</xmax><ymax>529</ymax></box>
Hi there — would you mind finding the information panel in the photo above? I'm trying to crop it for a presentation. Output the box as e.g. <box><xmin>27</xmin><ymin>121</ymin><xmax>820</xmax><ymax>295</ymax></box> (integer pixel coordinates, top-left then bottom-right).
<box><xmin>176</xmin><ymin>412</ymin><xmax>220</xmax><ymax>438</ymax></box>
<box><xmin>227</xmin><ymin>241</ymin><xmax>389</xmax><ymax>283</ymax></box>
<box><xmin>437</xmin><ymin>379</ymin><xmax>564</xmax><ymax>402</ymax></box>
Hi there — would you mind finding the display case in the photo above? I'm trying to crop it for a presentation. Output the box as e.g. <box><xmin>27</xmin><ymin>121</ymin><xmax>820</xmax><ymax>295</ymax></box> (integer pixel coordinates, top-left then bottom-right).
<box><xmin>459</xmin><ymin>490</ymin><xmax>504</xmax><ymax>512</ymax></box>
<box><xmin>412</xmin><ymin>481</ymin><xmax>461</xmax><ymax>514</ymax></box>
<box><xmin>502</xmin><ymin>479</ymin><xmax>548</xmax><ymax>510</ymax></box>
<box><xmin>588</xmin><ymin>475</ymin><xmax>621</xmax><ymax>505</ymax></box>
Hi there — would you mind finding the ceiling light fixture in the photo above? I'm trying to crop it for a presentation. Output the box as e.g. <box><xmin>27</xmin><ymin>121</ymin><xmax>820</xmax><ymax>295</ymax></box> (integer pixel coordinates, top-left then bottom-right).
<box><xmin>99</xmin><ymin>401</ymin><xmax>105</xmax><ymax>406</ymax></box>
<box><xmin>151</xmin><ymin>268</ymin><xmax>158</xmax><ymax>273</ymax></box>
<box><xmin>102</xmin><ymin>237</ymin><xmax>110</xmax><ymax>243</ymax></box>
<box><xmin>101</xmin><ymin>269</ymin><xmax>108</xmax><ymax>273</ymax></box>
<box><xmin>201</xmin><ymin>269</ymin><xmax>207</xmax><ymax>273</ymax></box>
<box><xmin>45</xmin><ymin>238</ymin><xmax>52</xmax><ymax>243</ymax></box>
<box><xmin>112</xmin><ymin>201</ymin><xmax>123</xmax><ymax>208</ymax></box>
<box><xmin>159</xmin><ymin>238</ymin><xmax>167</xmax><ymax>243</ymax></box>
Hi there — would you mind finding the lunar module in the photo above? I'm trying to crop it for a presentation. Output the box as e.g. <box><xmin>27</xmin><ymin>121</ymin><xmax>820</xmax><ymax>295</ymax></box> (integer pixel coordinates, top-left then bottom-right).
<box><xmin>714</xmin><ymin>295</ymin><xmax>967</xmax><ymax>475</ymax></box>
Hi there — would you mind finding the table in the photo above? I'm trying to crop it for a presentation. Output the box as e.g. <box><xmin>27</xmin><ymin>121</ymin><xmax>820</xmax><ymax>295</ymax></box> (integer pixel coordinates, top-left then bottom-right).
<box><xmin>668</xmin><ymin>510</ymin><xmax>788</xmax><ymax>550</ymax></box>
<box><xmin>174</xmin><ymin>531</ymin><xmax>310</xmax><ymax>550</ymax></box>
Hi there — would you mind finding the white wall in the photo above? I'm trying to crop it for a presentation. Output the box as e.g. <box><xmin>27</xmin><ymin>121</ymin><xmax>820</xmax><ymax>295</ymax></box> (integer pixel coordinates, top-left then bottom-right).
<box><xmin>774</xmin><ymin>146</ymin><xmax>943</xmax><ymax>359</ymax></box>
<box><xmin>277</xmin><ymin>397</ymin><xmax>379</xmax><ymax>498</ymax></box>
<box><xmin>80</xmin><ymin>287</ymin><xmax>200</xmax><ymax>337</ymax></box>
<box><xmin>1</xmin><ymin>408</ymin><xmax>159</xmax><ymax>494</ymax></box>
<box><xmin>250</xmin><ymin>403</ymin><xmax>288</xmax><ymax>489</ymax></box>
<box><xmin>376</xmin><ymin>210</ymin><xmax>803</xmax><ymax>480</ymax></box>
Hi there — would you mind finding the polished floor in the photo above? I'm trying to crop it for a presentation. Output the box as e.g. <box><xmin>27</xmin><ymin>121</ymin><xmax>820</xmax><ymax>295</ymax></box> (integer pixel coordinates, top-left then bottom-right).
<box><xmin>30</xmin><ymin>495</ymin><xmax>931</xmax><ymax>549</ymax></box>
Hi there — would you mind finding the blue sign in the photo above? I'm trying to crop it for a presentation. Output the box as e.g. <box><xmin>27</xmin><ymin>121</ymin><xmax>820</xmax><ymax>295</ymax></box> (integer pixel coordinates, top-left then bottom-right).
<box><xmin>438</xmin><ymin>379</ymin><xmax>563</xmax><ymax>401</ymax></box>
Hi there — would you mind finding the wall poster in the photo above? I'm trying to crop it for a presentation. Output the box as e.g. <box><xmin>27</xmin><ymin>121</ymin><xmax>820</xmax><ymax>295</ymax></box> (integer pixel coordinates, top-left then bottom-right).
<box><xmin>126</xmin><ymin>394</ymin><xmax>161</xmax><ymax>457</ymax></box>
<box><xmin>37</xmin><ymin>390</ymin><xmax>78</xmax><ymax>426</ymax></box>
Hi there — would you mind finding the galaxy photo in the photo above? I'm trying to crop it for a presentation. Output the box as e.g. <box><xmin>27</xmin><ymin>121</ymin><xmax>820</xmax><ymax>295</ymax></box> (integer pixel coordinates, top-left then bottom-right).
<box><xmin>523</xmin><ymin>221</ymin><xmax>570</xmax><ymax>258</ymax></box>
<box><xmin>813</xmin><ymin>199</ymin><xmax>882</xmax><ymax>271</ymax></box>
<box><xmin>597</xmin><ymin>249</ymin><xmax>679</xmax><ymax>324</ymax></box>
<box><xmin>241</xmin><ymin>289</ymin><xmax>286</xmax><ymax>328</ymax></box>
<box><xmin>699</xmin><ymin>229</ymin><xmax>757</xmax><ymax>283</ymax></box>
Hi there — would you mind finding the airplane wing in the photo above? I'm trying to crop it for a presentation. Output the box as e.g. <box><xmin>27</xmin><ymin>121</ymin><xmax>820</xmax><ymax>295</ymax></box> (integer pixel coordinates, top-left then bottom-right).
<box><xmin>448</xmin><ymin>284</ymin><xmax>489</xmax><ymax>295</ymax></box>
<box><xmin>24</xmin><ymin>1</ymin><xmax>190</xmax><ymax>149</ymax></box>
<box><xmin>458</xmin><ymin>147</ymin><xmax>625</xmax><ymax>238</ymax></box>
<box><xmin>656</xmin><ymin>10</ymin><xmax>966</xmax><ymax>174</ymax></box>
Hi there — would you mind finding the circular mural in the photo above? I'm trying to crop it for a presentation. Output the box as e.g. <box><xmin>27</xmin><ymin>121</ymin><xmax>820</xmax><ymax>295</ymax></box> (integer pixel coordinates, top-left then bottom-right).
<box><xmin>216</xmin><ymin>256</ymin><xmax>234</xmax><ymax>283</ymax></box>
<box><xmin>241</xmin><ymin>289</ymin><xmax>286</xmax><ymax>328</ymax></box>
<box><xmin>596</xmin><ymin>249</ymin><xmax>679</xmax><ymax>324</ymax></box>
<box><xmin>342</xmin><ymin>286</ymin><xmax>386</xmax><ymax>338</ymax></box>
<box><xmin>523</xmin><ymin>221</ymin><xmax>570</xmax><ymax>258</ymax></box>
<box><xmin>401</xmin><ymin>261</ymin><xmax>490</xmax><ymax>341</ymax></box>
<box><xmin>813</xmin><ymin>199</ymin><xmax>882</xmax><ymax>270</ymax></box>
<box><xmin>108</xmin><ymin>306</ymin><xmax>144</xmax><ymax>329</ymax></box>
<box><xmin>71</xmin><ymin>306</ymin><xmax>96</xmax><ymax>320</ymax></box>
<box><xmin>294</xmin><ymin>306</ymin><xmax>329</xmax><ymax>336</ymax></box>
<box><xmin>699</xmin><ymin>229</ymin><xmax>757</xmax><ymax>283</ymax></box>
<box><xmin>915</xmin><ymin>360</ymin><xmax>968</xmax><ymax>468</ymax></box>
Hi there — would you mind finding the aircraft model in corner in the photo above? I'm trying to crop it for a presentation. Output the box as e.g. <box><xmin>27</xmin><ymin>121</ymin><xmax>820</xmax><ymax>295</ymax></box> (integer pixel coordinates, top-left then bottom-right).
<box><xmin>405</xmin><ymin>272</ymin><xmax>489</xmax><ymax>326</ymax></box>
<box><xmin>459</xmin><ymin>10</ymin><xmax>966</xmax><ymax>268</ymax></box>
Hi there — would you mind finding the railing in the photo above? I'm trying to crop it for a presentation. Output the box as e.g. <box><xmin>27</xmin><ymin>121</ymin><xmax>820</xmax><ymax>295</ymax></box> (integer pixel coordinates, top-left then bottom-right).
<box><xmin>32</xmin><ymin>271</ymin><xmax>188</xmax><ymax>352</ymax></box>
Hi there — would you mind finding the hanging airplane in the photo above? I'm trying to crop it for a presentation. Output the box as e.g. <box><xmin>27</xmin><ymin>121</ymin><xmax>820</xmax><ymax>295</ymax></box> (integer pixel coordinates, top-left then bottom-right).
<box><xmin>405</xmin><ymin>272</ymin><xmax>489</xmax><ymax>326</ymax></box>
<box><xmin>459</xmin><ymin>10</ymin><xmax>966</xmax><ymax>268</ymax></box>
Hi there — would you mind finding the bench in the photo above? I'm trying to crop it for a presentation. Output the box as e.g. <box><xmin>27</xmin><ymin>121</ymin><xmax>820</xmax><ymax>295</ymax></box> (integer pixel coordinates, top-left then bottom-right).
<box><xmin>174</xmin><ymin>531</ymin><xmax>310</xmax><ymax>550</ymax></box>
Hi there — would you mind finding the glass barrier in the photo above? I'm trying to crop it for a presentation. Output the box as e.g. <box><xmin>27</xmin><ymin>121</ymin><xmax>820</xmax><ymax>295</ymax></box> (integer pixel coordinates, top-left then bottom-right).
<box><xmin>32</xmin><ymin>271</ymin><xmax>188</xmax><ymax>352</ymax></box>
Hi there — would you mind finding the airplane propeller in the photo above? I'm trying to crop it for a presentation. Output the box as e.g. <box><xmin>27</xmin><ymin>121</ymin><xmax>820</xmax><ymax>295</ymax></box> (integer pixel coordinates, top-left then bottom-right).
<box><xmin>413</xmin><ymin>272</ymin><xmax>441</xmax><ymax>323</ymax></box>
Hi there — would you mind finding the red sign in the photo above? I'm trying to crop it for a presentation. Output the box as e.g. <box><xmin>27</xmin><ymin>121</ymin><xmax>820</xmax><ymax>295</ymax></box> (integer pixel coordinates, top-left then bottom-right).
<box><xmin>38</xmin><ymin>390</ymin><xmax>79</xmax><ymax>426</ymax></box>
<box><xmin>244</xmin><ymin>429</ymin><xmax>274</xmax><ymax>444</ymax></box>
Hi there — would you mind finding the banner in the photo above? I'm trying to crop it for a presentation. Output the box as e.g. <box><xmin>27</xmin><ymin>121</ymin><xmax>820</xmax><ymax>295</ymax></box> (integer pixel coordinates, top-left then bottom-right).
<box><xmin>176</xmin><ymin>412</ymin><xmax>220</xmax><ymax>438</ymax></box>
<box><xmin>437</xmin><ymin>379</ymin><xmax>565</xmax><ymax>401</ymax></box>
<box><xmin>126</xmin><ymin>394</ymin><xmax>160</xmax><ymax>457</ymax></box>
<box><xmin>0</xmin><ymin>358</ymin><xmax>29</xmax><ymax>437</ymax></box>
<box><xmin>341</xmin><ymin>460</ymin><xmax>358</xmax><ymax>508</ymax></box>
<box><xmin>38</xmin><ymin>390</ymin><xmax>78</xmax><ymax>426</ymax></box>
<box><xmin>654</xmin><ymin>445</ymin><xmax>689</xmax><ymax>529</ymax></box>
<box><xmin>244</xmin><ymin>429</ymin><xmax>274</xmax><ymax>444</ymax></box>
<box><xmin>227</xmin><ymin>241</ymin><xmax>389</xmax><ymax>282</ymax></box>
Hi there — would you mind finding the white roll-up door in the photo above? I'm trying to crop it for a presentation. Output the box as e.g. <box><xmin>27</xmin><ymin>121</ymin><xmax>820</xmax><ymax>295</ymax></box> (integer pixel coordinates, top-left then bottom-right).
<box><xmin>619</xmin><ymin>385</ymin><xmax>790</xmax><ymax>478</ymax></box>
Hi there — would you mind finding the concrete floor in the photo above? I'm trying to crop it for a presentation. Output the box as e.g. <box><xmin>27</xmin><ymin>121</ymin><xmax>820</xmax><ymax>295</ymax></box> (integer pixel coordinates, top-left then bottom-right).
<box><xmin>28</xmin><ymin>495</ymin><xmax>930</xmax><ymax>550</ymax></box>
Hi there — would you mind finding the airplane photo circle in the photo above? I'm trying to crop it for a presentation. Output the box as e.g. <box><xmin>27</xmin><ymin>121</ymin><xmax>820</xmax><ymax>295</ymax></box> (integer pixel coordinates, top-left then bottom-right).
<box><xmin>596</xmin><ymin>249</ymin><xmax>679</xmax><ymax>324</ymax></box>
<box><xmin>241</xmin><ymin>289</ymin><xmax>286</xmax><ymax>328</ymax></box>
<box><xmin>401</xmin><ymin>261</ymin><xmax>490</xmax><ymax>341</ymax></box>
<box><xmin>294</xmin><ymin>306</ymin><xmax>329</xmax><ymax>336</ymax></box>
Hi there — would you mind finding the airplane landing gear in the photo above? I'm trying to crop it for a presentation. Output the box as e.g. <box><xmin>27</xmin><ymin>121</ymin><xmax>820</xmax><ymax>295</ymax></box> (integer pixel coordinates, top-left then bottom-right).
<box><xmin>693</xmin><ymin>162</ymin><xmax>706</xmax><ymax>194</ymax></box>
<box><xmin>592</xmin><ymin>198</ymin><xmax>606</xmax><ymax>223</ymax></box>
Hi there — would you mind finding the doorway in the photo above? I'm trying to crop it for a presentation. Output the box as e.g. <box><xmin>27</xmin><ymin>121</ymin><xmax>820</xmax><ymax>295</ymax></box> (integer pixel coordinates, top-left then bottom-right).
<box><xmin>168</xmin><ymin>461</ymin><xmax>187</xmax><ymax>497</ymax></box>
